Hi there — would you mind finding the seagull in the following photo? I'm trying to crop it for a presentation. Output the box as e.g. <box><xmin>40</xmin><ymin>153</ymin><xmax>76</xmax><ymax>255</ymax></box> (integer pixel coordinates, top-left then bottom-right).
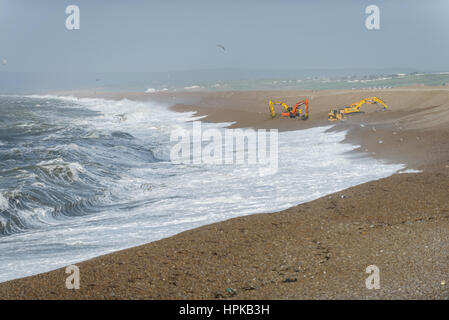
<box><xmin>217</xmin><ymin>44</ymin><xmax>226</xmax><ymax>51</ymax></box>
<box><xmin>1</xmin><ymin>58</ymin><xmax>6</xmax><ymax>65</ymax></box>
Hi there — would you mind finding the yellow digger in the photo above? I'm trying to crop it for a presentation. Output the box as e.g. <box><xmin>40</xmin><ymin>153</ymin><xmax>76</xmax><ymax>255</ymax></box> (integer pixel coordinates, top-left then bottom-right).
<box><xmin>328</xmin><ymin>97</ymin><xmax>388</xmax><ymax>121</ymax></box>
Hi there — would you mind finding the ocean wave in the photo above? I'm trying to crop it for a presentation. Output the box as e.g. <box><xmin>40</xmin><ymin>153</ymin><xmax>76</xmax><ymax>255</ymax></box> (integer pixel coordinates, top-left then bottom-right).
<box><xmin>35</xmin><ymin>158</ymin><xmax>85</xmax><ymax>183</ymax></box>
<box><xmin>145</xmin><ymin>88</ymin><xmax>168</xmax><ymax>93</ymax></box>
<box><xmin>51</xmin><ymin>196</ymin><xmax>103</xmax><ymax>218</ymax></box>
<box><xmin>0</xmin><ymin>188</ymin><xmax>54</xmax><ymax>235</ymax></box>
<box><xmin>0</xmin><ymin>181</ymin><xmax>106</xmax><ymax>236</ymax></box>
<box><xmin>0</xmin><ymin>192</ymin><xmax>8</xmax><ymax>211</ymax></box>
<box><xmin>0</xmin><ymin>95</ymin><xmax>192</xmax><ymax>238</ymax></box>
<box><xmin>183</xmin><ymin>85</ymin><xmax>201</xmax><ymax>90</ymax></box>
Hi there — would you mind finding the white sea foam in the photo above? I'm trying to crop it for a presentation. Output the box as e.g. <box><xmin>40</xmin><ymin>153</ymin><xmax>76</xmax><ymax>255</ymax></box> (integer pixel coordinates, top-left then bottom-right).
<box><xmin>398</xmin><ymin>169</ymin><xmax>422</xmax><ymax>174</ymax></box>
<box><xmin>145</xmin><ymin>88</ymin><xmax>168</xmax><ymax>93</ymax></box>
<box><xmin>0</xmin><ymin>96</ymin><xmax>406</xmax><ymax>283</ymax></box>
<box><xmin>184</xmin><ymin>85</ymin><xmax>201</xmax><ymax>90</ymax></box>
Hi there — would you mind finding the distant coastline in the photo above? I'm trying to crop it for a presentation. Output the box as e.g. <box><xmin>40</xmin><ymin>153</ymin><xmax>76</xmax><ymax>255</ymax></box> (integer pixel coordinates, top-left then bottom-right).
<box><xmin>1</xmin><ymin>70</ymin><xmax>449</xmax><ymax>94</ymax></box>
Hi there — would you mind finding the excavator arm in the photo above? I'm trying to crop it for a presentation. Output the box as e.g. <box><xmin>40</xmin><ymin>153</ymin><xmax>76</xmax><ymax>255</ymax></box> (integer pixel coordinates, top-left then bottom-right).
<box><xmin>269</xmin><ymin>100</ymin><xmax>290</xmax><ymax>118</ymax></box>
<box><xmin>370</xmin><ymin>97</ymin><xmax>388</xmax><ymax>109</ymax></box>
<box><xmin>350</xmin><ymin>97</ymin><xmax>388</xmax><ymax>113</ymax></box>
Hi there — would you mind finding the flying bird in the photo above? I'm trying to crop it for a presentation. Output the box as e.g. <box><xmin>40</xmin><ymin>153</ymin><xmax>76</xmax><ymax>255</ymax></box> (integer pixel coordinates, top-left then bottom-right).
<box><xmin>1</xmin><ymin>58</ymin><xmax>6</xmax><ymax>65</ymax></box>
<box><xmin>217</xmin><ymin>44</ymin><xmax>226</xmax><ymax>51</ymax></box>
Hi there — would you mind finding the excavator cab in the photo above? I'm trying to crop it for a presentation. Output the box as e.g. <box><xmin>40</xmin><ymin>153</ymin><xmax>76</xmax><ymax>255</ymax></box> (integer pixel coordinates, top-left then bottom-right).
<box><xmin>281</xmin><ymin>106</ymin><xmax>297</xmax><ymax>118</ymax></box>
<box><xmin>328</xmin><ymin>109</ymin><xmax>343</xmax><ymax>121</ymax></box>
<box><xmin>286</xmin><ymin>99</ymin><xmax>309</xmax><ymax>119</ymax></box>
<box><xmin>295</xmin><ymin>99</ymin><xmax>309</xmax><ymax>120</ymax></box>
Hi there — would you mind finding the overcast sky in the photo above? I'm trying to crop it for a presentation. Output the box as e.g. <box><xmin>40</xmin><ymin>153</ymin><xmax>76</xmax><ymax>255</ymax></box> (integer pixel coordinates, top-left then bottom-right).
<box><xmin>0</xmin><ymin>0</ymin><xmax>448</xmax><ymax>73</ymax></box>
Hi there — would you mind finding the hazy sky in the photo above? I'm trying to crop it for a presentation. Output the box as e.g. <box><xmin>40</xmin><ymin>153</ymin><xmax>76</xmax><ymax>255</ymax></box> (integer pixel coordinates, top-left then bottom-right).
<box><xmin>0</xmin><ymin>0</ymin><xmax>448</xmax><ymax>72</ymax></box>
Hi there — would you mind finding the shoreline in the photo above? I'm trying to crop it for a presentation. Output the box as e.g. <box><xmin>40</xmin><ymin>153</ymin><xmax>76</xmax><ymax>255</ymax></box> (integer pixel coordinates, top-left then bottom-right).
<box><xmin>1</xmin><ymin>87</ymin><xmax>449</xmax><ymax>299</ymax></box>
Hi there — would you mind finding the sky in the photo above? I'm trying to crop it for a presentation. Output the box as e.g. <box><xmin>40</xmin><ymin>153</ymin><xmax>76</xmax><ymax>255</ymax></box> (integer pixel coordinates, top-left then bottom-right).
<box><xmin>0</xmin><ymin>0</ymin><xmax>448</xmax><ymax>73</ymax></box>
